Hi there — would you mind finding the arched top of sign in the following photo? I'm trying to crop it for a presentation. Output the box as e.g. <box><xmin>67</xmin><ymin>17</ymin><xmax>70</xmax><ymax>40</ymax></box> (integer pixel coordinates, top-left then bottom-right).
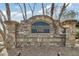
<box><xmin>32</xmin><ymin>21</ymin><xmax>49</xmax><ymax>26</ymax></box>
<box><xmin>31</xmin><ymin>21</ymin><xmax>50</xmax><ymax>33</ymax></box>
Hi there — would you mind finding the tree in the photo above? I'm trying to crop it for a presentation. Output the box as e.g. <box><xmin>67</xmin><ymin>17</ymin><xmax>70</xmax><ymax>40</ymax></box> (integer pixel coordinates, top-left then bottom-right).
<box><xmin>28</xmin><ymin>3</ymin><xmax>36</xmax><ymax>16</ymax></box>
<box><xmin>62</xmin><ymin>10</ymin><xmax>77</xmax><ymax>20</ymax></box>
<box><xmin>76</xmin><ymin>21</ymin><xmax>79</xmax><ymax>28</ymax></box>
<box><xmin>41</xmin><ymin>3</ymin><xmax>45</xmax><ymax>15</ymax></box>
<box><xmin>5</xmin><ymin>3</ymin><xmax>11</xmax><ymax>21</ymax></box>
<box><xmin>51</xmin><ymin>3</ymin><xmax>54</xmax><ymax>18</ymax></box>
<box><xmin>17</xmin><ymin>3</ymin><xmax>25</xmax><ymax>21</ymax></box>
<box><xmin>17</xmin><ymin>3</ymin><xmax>28</xmax><ymax>20</ymax></box>
<box><xmin>0</xmin><ymin>10</ymin><xmax>7</xmax><ymax>42</ymax></box>
<box><xmin>0</xmin><ymin>10</ymin><xmax>8</xmax><ymax>55</ymax></box>
<box><xmin>23</xmin><ymin>3</ymin><xmax>27</xmax><ymax>20</ymax></box>
<box><xmin>50</xmin><ymin>3</ymin><xmax>57</xmax><ymax>34</ymax></box>
<box><xmin>76</xmin><ymin>21</ymin><xmax>79</xmax><ymax>39</ymax></box>
<box><xmin>58</xmin><ymin>3</ymin><xmax>69</xmax><ymax>22</ymax></box>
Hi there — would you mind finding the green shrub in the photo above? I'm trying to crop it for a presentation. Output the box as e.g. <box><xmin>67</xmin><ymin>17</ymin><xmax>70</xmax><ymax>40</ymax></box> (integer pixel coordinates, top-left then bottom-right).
<box><xmin>76</xmin><ymin>32</ymin><xmax>79</xmax><ymax>39</ymax></box>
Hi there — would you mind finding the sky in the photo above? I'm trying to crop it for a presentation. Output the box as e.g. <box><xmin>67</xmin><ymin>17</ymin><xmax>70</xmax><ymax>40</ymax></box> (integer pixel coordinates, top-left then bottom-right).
<box><xmin>0</xmin><ymin>3</ymin><xmax>79</xmax><ymax>22</ymax></box>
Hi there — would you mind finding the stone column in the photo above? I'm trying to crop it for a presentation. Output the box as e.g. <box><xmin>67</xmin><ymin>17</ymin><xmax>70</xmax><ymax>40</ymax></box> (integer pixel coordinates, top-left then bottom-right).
<box><xmin>4</xmin><ymin>21</ymin><xmax>18</xmax><ymax>49</ymax></box>
<box><xmin>62</xmin><ymin>20</ymin><xmax>76</xmax><ymax>47</ymax></box>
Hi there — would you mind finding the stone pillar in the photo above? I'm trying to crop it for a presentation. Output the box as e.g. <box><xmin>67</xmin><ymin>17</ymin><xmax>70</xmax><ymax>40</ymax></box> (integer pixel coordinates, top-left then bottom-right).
<box><xmin>62</xmin><ymin>20</ymin><xmax>76</xmax><ymax>47</ymax></box>
<box><xmin>4</xmin><ymin>21</ymin><xmax>18</xmax><ymax>49</ymax></box>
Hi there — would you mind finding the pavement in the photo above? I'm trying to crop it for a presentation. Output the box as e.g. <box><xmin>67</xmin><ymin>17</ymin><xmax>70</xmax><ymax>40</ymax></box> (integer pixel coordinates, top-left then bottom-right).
<box><xmin>7</xmin><ymin>46</ymin><xmax>79</xmax><ymax>56</ymax></box>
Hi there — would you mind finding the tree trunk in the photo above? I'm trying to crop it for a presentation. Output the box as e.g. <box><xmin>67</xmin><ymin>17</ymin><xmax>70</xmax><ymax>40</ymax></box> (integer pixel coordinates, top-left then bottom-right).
<box><xmin>17</xmin><ymin>3</ymin><xmax>25</xmax><ymax>21</ymax></box>
<box><xmin>41</xmin><ymin>3</ymin><xmax>45</xmax><ymax>15</ymax></box>
<box><xmin>5</xmin><ymin>3</ymin><xmax>11</xmax><ymax>21</ymax></box>
<box><xmin>51</xmin><ymin>3</ymin><xmax>54</xmax><ymax>18</ymax></box>
<box><xmin>58</xmin><ymin>3</ymin><xmax>69</xmax><ymax>26</ymax></box>
<box><xmin>23</xmin><ymin>3</ymin><xmax>27</xmax><ymax>20</ymax></box>
<box><xmin>28</xmin><ymin>3</ymin><xmax>36</xmax><ymax>16</ymax></box>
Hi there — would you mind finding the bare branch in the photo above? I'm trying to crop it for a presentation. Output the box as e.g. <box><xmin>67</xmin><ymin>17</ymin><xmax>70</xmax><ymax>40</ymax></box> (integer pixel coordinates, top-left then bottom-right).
<box><xmin>51</xmin><ymin>3</ymin><xmax>54</xmax><ymax>18</ymax></box>
<box><xmin>41</xmin><ymin>3</ymin><xmax>45</xmax><ymax>15</ymax></box>
<box><xmin>58</xmin><ymin>3</ymin><xmax>70</xmax><ymax>21</ymax></box>
<box><xmin>23</xmin><ymin>3</ymin><xmax>27</xmax><ymax>20</ymax></box>
<box><xmin>17</xmin><ymin>3</ymin><xmax>25</xmax><ymax>20</ymax></box>
<box><xmin>28</xmin><ymin>3</ymin><xmax>36</xmax><ymax>16</ymax></box>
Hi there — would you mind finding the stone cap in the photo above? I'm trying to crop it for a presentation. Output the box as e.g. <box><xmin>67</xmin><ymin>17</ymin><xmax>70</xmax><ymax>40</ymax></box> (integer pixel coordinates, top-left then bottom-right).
<box><xmin>62</xmin><ymin>20</ymin><xmax>77</xmax><ymax>24</ymax></box>
<box><xmin>28</xmin><ymin>15</ymin><xmax>53</xmax><ymax>20</ymax></box>
<box><xmin>61</xmin><ymin>20</ymin><xmax>77</xmax><ymax>28</ymax></box>
<box><xmin>4</xmin><ymin>20</ymin><xmax>19</xmax><ymax>25</ymax></box>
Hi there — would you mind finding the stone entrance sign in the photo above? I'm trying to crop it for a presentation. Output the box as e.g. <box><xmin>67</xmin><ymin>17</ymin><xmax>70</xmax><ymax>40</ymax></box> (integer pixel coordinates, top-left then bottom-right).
<box><xmin>4</xmin><ymin>15</ymin><xmax>77</xmax><ymax>48</ymax></box>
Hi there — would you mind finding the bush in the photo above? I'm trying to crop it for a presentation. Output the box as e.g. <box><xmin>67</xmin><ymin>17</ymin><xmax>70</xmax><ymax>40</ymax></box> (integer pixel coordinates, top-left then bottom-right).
<box><xmin>76</xmin><ymin>32</ymin><xmax>79</xmax><ymax>39</ymax></box>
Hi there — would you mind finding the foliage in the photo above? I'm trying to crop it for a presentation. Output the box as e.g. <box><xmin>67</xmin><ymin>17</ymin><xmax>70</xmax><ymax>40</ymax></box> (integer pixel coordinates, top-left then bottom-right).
<box><xmin>76</xmin><ymin>21</ymin><xmax>79</xmax><ymax>39</ymax></box>
<box><xmin>76</xmin><ymin>31</ymin><xmax>79</xmax><ymax>39</ymax></box>
<box><xmin>61</xmin><ymin>10</ymin><xmax>77</xmax><ymax>20</ymax></box>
